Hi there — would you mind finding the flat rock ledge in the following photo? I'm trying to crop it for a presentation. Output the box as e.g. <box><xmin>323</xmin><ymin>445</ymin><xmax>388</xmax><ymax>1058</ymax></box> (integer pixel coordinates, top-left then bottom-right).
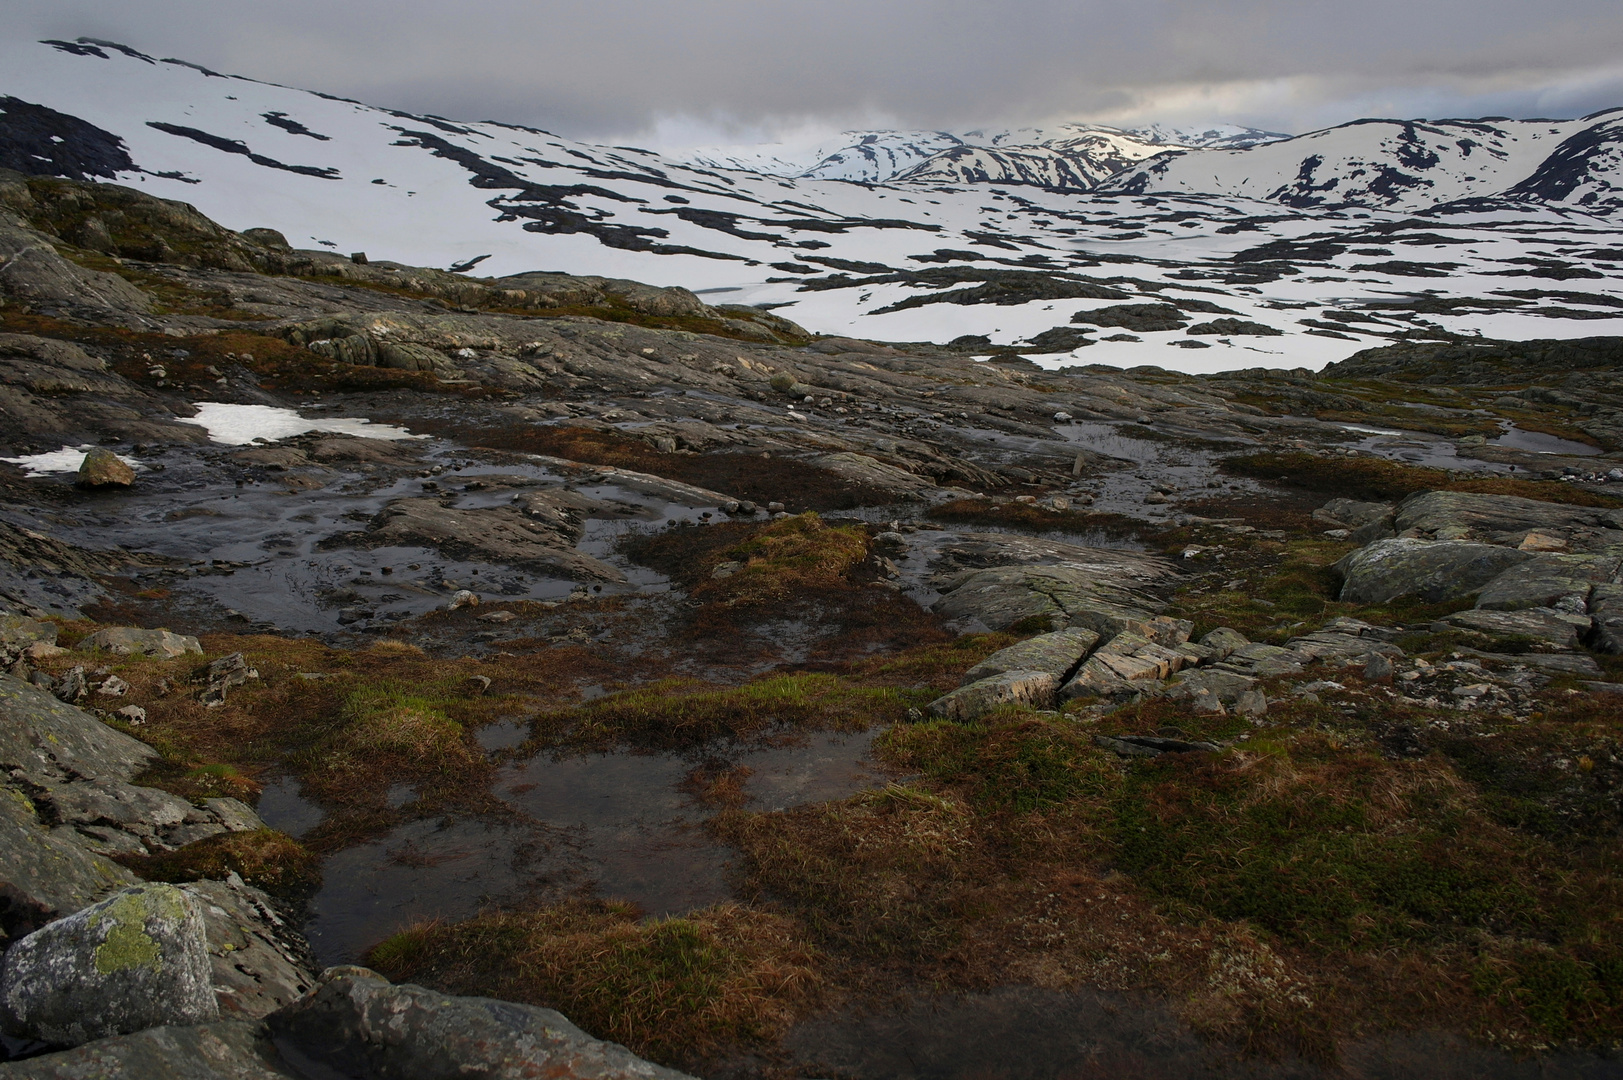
<box><xmin>0</xmin><ymin>967</ymin><xmax>696</xmax><ymax>1080</ymax></box>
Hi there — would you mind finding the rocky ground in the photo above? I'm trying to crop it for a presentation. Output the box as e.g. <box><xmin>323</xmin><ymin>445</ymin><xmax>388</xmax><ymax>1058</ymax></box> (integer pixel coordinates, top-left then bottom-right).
<box><xmin>4</xmin><ymin>170</ymin><xmax>1623</xmax><ymax>1078</ymax></box>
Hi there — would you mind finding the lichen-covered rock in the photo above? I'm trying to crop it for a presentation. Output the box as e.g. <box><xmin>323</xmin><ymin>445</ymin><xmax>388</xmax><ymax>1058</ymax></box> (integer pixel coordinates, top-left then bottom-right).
<box><xmin>181</xmin><ymin>879</ymin><xmax>316</xmax><ymax>1020</ymax></box>
<box><xmin>1443</xmin><ymin>607</ymin><xmax>1592</xmax><ymax>649</ymax></box>
<box><xmin>75</xmin><ymin>627</ymin><xmax>202</xmax><ymax>659</ymax></box>
<box><xmin>0</xmin><ymin>884</ymin><xmax>218</xmax><ymax>1046</ymax></box>
<box><xmin>0</xmin><ymin>785</ymin><xmax>138</xmax><ymax>946</ymax></box>
<box><xmin>265</xmin><ymin>966</ymin><xmax>697</xmax><ymax>1080</ymax></box>
<box><xmin>960</xmin><ymin>627</ymin><xmax>1099</xmax><ymax>685</ymax></box>
<box><xmin>0</xmin><ymin>1019</ymin><xmax>297</xmax><ymax>1079</ymax></box>
<box><xmin>1336</xmin><ymin>538</ymin><xmax>1534</xmax><ymax>604</ymax></box>
<box><xmin>927</xmin><ymin>670</ymin><xmax>1059</xmax><ymax>721</ymax></box>
<box><xmin>0</xmin><ymin>675</ymin><xmax>155</xmax><ymax>781</ymax></box>
<box><xmin>75</xmin><ymin>448</ymin><xmax>134</xmax><ymax>489</ymax></box>
<box><xmin>0</xmin><ymin>616</ymin><xmax>57</xmax><ymax>651</ymax></box>
<box><xmin>1393</xmin><ymin>490</ymin><xmax>1623</xmax><ymax>545</ymax></box>
<box><xmin>1475</xmin><ymin>554</ymin><xmax>1618</xmax><ymax>612</ymax></box>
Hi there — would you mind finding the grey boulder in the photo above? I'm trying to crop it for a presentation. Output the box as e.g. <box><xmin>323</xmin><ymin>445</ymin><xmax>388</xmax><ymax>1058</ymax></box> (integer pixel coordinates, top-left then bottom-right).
<box><xmin>0</xmin><ymin>884</ymin><xmax>218</xmax><ymax>1047</ymax></box>
<box><xmin>265</xmin><ymin>965</ymin><xmax>697</xmax><ymax>1080</ymax></box>
<box><xmin>1336</xmin><ymin>538</ymin><xmax>1534</xmax><ymax>604</ymax></box>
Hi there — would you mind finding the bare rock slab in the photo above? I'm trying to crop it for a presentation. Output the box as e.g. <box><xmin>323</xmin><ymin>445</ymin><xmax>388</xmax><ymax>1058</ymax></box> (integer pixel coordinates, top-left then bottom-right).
<box><xmin>265</xmin><ymin>966</ymin><xmax>697</xmax><ymax>1080</ymax></box>
<box><xmin>960</xmin><ymin>627</ymin><xmax>1099</xmax><ymax>685</ymax></box>
<box><xmin>1336</xmin><ymin>538</ymin><xmax>1534</xmax><ymax>604</ymax></box>
<box><xmin>0</xmin><ymin>884</ymin><xmax>217</xmax><ymax>1047</ymax></box>
<box><xmin>75</xmin><ymin>628</ymin><xmax>202</xmax><ymax>659</ymax></box>
<box><xmin>927</xmin><ymin>670</ymin><xmax>1059</xmax><ymax>721</ymax></box>
<box><xmin>0</xmin><ymin>1019</ymin><xmax>296</xmax><ymax>1079</ymax></box>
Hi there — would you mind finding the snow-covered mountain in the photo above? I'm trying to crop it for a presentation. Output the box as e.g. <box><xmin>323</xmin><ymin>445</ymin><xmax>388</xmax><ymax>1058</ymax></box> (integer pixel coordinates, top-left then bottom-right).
<box><xmin>682</xmin><ymin>122</ymin><xmax>1289</xmax><ymax>189</ymax></box>
<box><xmin>1103</xmin><ymin>112</ymin><xmax>1623</xmax><ymax>213</ymax></box>
<box><xmin>2</xmin><ymin>35</ymin><xmax>1622</xmax><ymax>377</ymax></box>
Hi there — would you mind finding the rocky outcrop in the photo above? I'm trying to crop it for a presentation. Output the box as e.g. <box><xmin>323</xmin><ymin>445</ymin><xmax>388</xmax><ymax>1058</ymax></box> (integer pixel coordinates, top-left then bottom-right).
<box><xmin>1</xmin><ymin>967</ymin><xmax>696</xmax><ymax>1079</ymax></box>
<box><xmin>0</xmin><ymin>675</ymin><xmax>313</xmax><ymax>1025</ymax></box>
<box><xmin>927</xmin><ymin>670</ymin><xmax>1060</xmax><ymax>720</ymax></box>
<box><xmin>960</xmin><ymin>627</ymin><xmax>1100</xmax><ymax>685</ymax></box>
<box><xmin>266</xmin><ymin>966</ymin><xmax>697</xmax><ymax>1080</ymax></box>
<box><xmin>929</xmin><ymin>533</ymin><xmax>1177</xmax><ymax>635</ymax></box>
<box><xmin>1336</xmin><ymin>538</ymin><xmax>1534</xmax><ymax>604</ymax></box>
<box><xmin>0</xmin><ymin>884</ymin><xmax>217</xmax><ymax>1047</ymax></box>
<box><xmin>75</xmin><ymin>628</ymin><xmax>201</xmax><ymax>659</ymax></box>
<box><xmin>0</xmin><ymin>1019</ymin><xmax>296</xmax><ymax>1079</ymax></box>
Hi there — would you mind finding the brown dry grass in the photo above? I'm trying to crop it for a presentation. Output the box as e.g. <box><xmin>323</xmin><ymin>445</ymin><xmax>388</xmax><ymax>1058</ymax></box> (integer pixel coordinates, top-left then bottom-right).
<box><xmin>367</xmin><ymin>900</ymin><xmax>826</xmax><ymax>1068</ymax></box>
<box><xmin>116</xmin><ymin>829</ymin><xmax>320</xmax><ymax>899</ymax></box>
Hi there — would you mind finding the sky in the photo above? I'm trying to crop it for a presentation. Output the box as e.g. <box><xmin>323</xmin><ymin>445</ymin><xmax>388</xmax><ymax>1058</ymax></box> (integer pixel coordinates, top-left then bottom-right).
<box><xmin>6</xmin><ymin>0</ymin><xmax>1623</xmax><ymax>150</ymax></box>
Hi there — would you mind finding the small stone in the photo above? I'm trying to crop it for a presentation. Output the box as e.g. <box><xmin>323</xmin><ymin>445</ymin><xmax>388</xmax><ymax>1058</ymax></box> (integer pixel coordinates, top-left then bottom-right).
<box><xmin>1518</xmin><ymin>530</ymin><xmax>1568</xmax><ymax>552</ymax></box>
<box><xmin>1053</xmin><ymin>411</ymin><xmax>1073</xmax><ymax>422</ymax></box>
<box><xmin>477</xmin><ymin>610</ymin><xmax>518</xmax><ymax>623</ymax></box>
<box><xmin>1144</xmin><ymin>491</ymin><xmax>1169</xmax><ymax>504</ymax></box>
<box><xmin>115</xmin><ymin>705</ymin><xmax>147</xmax><ymax>723</ymax></box>
<box><xmin>1235</xmin><ymin>689</ymin><xmax>1268</xmax><ymax>718</ymax></box>
<box><xmin>1364</xmin><ymin>653</ymin><xmax>1395</xmax><ymax>682</ymax></box>
<box><xmin>767</xmin><ymin>502</ymin><xmax>785</xmax><ymax>512</ymax></box>
<box><xmin>55</xmin><ymin>666</ymin><xmax>88</xmax><ymax>703</ymax></box>
<box><xmin>25</xmin><ymin>641</ymin><xmax>68</xmax><ymax>659</ymax></box>
<box><xmin>447</xmin><ymin>590</ymin><xmax>480</xmax><ymax>610</ymax></box>
<box><xmin>95</xmin><ymin>674</ymin><xmax>130</xmax><ymax>697</ymax></box>
<box><xmin>76</xmin><ymin>448</ymin><xmax>135</xmax><ymax>489</ymax></box>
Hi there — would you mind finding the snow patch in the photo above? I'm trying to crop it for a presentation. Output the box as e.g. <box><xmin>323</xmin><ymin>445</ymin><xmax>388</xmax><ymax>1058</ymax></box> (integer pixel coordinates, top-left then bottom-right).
<box><xmin>2</xmin><ymin>445</ymin><xmax>140</xmax><ymax>475</ymax></box>
<box><xmin>176</xmin><ymin>403</ymin><xmax>423</xmax><ymax>445</ymax></box>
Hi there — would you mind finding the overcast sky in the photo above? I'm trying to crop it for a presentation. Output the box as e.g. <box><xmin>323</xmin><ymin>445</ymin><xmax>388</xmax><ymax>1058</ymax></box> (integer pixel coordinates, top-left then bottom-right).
<box><xmin>7</xmin><ymin>0</ymin><xmax>1623</xmax><ymax>147</ymax></box>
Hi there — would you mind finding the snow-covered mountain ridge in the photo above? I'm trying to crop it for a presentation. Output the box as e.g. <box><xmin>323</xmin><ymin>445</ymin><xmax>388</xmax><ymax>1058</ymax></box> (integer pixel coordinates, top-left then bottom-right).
<box><xmin>2</xmin><ymin>35</ymin><xmax>1622</xmax><ymax>377</ymax></box>
<box><xmin>683</xmin><ymin>123</ymin><xmax>1287</xmax><ymax>187</ymax></box>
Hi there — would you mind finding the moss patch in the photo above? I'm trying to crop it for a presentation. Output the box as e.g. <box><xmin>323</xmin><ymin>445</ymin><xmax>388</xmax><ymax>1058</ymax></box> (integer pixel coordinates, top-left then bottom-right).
<box><xmin>117</xmin><ymin>829</ymin><xmax>320</xmax><ymax>899</ymax></box>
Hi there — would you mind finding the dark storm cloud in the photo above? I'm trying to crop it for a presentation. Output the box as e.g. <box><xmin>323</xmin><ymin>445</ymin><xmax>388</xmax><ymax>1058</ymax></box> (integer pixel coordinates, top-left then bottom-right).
<box><xmin>6</xmin><ymin>0</ymin><xmax>1623</xmax><ymax>138</ymax></box>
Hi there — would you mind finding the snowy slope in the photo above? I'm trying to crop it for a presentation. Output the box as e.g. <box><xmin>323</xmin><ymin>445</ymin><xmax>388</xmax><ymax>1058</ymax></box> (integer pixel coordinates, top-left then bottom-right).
<box><xmin>2</xmin><ymin>36</ymin><xmax>1622</xmax><ymax>377</ymax></box>
<box><xmin>681</xmin><ymin>123</ymin><xmax>1287</xmax><ymax>188</ymax></box>
<box><xmin>1103</xmin><ymin>113</ymin><xmax>1623</xmax><ymax>212</ymax></box>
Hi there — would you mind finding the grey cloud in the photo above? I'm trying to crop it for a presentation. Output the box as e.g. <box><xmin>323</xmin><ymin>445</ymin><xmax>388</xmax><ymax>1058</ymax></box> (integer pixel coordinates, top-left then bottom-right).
<box><xmin>5</xmin><ymin>0</ymin><xmax>1623</xmax><ymax>138</ymax></box>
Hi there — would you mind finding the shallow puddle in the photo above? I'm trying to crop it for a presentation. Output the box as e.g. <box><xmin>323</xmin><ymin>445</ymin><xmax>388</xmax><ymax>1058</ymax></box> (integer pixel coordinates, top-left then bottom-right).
<box><xmin>1492</xmin><ymin>422</ymin><xmax>1602</xmax><ymax>456</ymax></box>
<box><xmin>280</xmin><ymin>728</ymin><xmax>888</xmax><ymax>965</ymax></box>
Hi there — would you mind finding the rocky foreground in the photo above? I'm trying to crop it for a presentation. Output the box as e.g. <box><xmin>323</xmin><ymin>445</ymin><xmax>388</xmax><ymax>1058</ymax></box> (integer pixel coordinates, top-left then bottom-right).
<box><xmin>4</xmin><ymin>170</ymin><xmax>1623</xmax><ymax>1076</ymax></box>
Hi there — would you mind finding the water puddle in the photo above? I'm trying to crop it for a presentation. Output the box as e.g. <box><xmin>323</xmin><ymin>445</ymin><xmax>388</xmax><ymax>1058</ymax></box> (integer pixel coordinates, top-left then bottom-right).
<box><xmin>1492</xmin><ymin>422</ymin><xmax>1602</xmax><ymax>456</ymax></box>
<box><xmin>255</xmin><ymin>776</ymin><xmax>324</xmax><ymax>839</ymax></box>
<box><xmin>296</xmin><ymin>728</ymin><xmax>888</xmax><ymax>964</ymax></box>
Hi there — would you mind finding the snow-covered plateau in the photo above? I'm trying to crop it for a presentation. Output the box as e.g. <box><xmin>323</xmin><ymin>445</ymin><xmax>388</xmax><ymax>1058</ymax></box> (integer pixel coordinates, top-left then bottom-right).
<box><xmin>3</xmin><ymin>35</ymin><xmax>1623</xmax><ymax>375</ymax></box>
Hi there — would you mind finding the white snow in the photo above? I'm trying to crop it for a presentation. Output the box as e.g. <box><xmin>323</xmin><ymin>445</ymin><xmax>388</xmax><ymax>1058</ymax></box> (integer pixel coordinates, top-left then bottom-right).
<box><xmin>2</xmin><ymin>445</ymin><xmax>139</xmax><ymax>475</ymax></box>
<box><xmin>175</xmin><ymin>404</ymin><xmax>424</xmax><ymax>445</ymax></box>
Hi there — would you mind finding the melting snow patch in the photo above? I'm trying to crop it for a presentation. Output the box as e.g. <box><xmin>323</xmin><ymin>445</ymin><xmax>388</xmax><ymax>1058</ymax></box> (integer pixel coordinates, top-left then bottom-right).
<box><xmin>1</xmin><ymin>445</ymin><xmax>141</xmax><ymax>476</ymax></box>
<box><xmin>176</xmin><ymin>403</ymin><xmax>423</xmax><ymax>445</ymax></box>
